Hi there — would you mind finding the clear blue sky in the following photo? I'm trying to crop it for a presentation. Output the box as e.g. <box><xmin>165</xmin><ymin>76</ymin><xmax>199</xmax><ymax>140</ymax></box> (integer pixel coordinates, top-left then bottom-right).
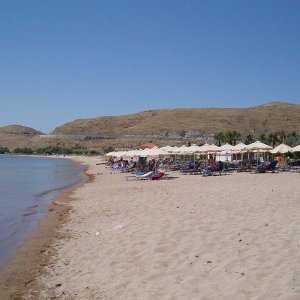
<box><xmin>1</xmin><ymin>0</ymin><xmax>299</xmax><ymax>133</ymax></box>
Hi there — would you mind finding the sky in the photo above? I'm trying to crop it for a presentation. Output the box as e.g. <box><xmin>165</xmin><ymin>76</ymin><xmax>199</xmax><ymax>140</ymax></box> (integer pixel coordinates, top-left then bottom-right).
<box><xmin>0</xmin><ymin>0</ymin><xmax>300</xmax><ymax>133</ymax></box>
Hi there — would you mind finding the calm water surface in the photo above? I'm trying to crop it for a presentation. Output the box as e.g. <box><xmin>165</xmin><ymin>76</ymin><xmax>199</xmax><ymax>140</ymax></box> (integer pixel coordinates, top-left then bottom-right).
<box><xmin>0</xmin><ymin>156</ymin><xmax>83</xmax><ymax>268</ymax></box>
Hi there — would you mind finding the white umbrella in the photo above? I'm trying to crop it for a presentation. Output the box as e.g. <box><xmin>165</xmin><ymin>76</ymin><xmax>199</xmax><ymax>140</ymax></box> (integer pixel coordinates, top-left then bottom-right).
<box><xmin>178</xmin><ymin>145</ymin><xmax>192</xmax><ymax>155</ymax></box>
<box><xmin>197</xmin><ymin>144</ymin><xmax>221</xmax><ymax>165</ymax></box>
<box><xmin>105</xmin><ymin>151</ymin><xmax>127</xmax><ymax>158</ymax></box>
<box><xmin>178</xmin><ymin>144</ymin><xmax>203</xmax><ymax>168</ymax></box>
<box><xmin>291</xmin><ymin>145</ymin><xmax>300</xmax><ymax>152</ymax></box>
<box><xmin>231</xmin><ymin>142</ymin><xmax>248</xmax><ymax>161</ymax></box>
<box><xmin>270</xmin><ymin>143</ymin><xmax>292</xmax><ymax>154</ymax></box>
<box><xmin>218</xmin><ymin>143</ymin><xmax>235</xmax><ymax>162</ymax></box>
<box><xmin>104</xmin><ymin>151</ymin><xmax>116</xmax><ymax>157</ymax></box>
<box><xmin>161</xmin><ymin>145</ymin><xmax>172</xmax><ymax>151</ymax></box>
<box><xmin>198</xmin><ymin>143</ymin><xmax>221</xmax><ymax>153</ymax></box>
<box><xmin>123</xmin><ymin>149</ymin><xmax>143</xmax><ymax>159</ymax></box>
<box><xmin>161</xmin><ymin>145</ymin><xmax>181</xmax><ymax>154</ymax></box>
<box><xmin>139</xmin><ymin>147</ymin><xmax>169</xmax><ymax>158</ymax></box>
<box><xmin>245</xmin><ymin>141</ymin><xmax>272</xmax><ymax>151</ymax></box>
<box><xmin>232</xmin><ymin>142</ymin><xmax>247</xmax><ymax>152</ymax></box>
<box><xmin>246</xmin><ymin>141</ymin><xmax>272</xmax><ymax>162</ymax></box>
<box><xmin>219</xmin><ymin>143</ymin><xmax>235</xmax><ymax>154</ymax></box>
<box><xmin>188</xmin><ymin>144</ymin><xmax>203</xmax><ymax>153</ymax></box>
<box><xmin>207</xmin><ymin>144</ymin><xmax>221</xmax><ymax>152</ymax></box>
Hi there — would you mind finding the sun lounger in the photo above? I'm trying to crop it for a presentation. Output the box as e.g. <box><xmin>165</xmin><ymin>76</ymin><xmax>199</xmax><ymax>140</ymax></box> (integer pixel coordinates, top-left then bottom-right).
<box><xmin>126</xmin><ymin>171</ymin><xmax>153</xmax><ymax>181</ymax></box>
<box><xmin>253</xmin><ymin>160</ymin><xmax>278</xmax><ymax>173</ymax></box>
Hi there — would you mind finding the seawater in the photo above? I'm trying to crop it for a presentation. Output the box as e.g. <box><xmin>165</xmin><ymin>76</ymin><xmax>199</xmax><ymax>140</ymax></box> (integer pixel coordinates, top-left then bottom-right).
<box><xmin>0</xmin><ymin>155</ymin><xmax>83</xmax><ymax>268</ymax></box>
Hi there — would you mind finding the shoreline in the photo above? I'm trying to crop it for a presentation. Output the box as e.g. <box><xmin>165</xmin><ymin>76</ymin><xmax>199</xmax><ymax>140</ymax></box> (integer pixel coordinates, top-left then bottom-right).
<box><xmin>0</xmin><ymin>156</ymin><xmax>93</xmax><ymax>299</ymax></box>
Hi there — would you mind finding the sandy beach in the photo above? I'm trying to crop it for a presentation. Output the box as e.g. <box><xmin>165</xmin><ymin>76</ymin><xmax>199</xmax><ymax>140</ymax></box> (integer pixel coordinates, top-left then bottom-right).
<box><xmin>1</xmin><ymin>156</ymin><xmax>300</xmax><ymax>299</ymax></box>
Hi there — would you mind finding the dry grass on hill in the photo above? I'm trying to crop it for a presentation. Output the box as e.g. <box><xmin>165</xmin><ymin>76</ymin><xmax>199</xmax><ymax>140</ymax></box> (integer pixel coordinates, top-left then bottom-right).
<box><xmin>52</xmin><ymin>102</ymin><xmax>300</xmax><ymax>137</ymax></box>
<box><xmin>1</xmin><ymin>102</ymin><xmax>299</xmax><ymax>151</ymax></box>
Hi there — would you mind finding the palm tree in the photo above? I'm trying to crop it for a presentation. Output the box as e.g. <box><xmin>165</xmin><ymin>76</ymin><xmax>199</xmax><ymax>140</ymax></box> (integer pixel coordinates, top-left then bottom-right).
<box><xmin>224</xmin><ymin>131</ymin><xmax>233</xmax><ymax>145</ymax></box>
<box><xmin>244</xmin><ymin>134</ymin><xmax>255</xmax><ymax>145</ymax></box>
<box><xmin>214</xmin><ymin>132</ymin><xmax>225</xmax><ymax>147</ymax></box>
<box><xmin>230</xmin><ymin>131</ymin><xmax>241</xmax><ymax>145</ymax></box>
<box><xmin>267</xmin><ymin>133</ymin><xmax>279</xmax><ymax>148</ymax></box>
<box><xmin>259</xmin><ymin>134</ymin><xmax>268</xmax><ymax>144</ymax></box>
<box><xmin>223</xmin><ymin>131</ymin><xmax>241</xmax><ymax>145</ymax></box>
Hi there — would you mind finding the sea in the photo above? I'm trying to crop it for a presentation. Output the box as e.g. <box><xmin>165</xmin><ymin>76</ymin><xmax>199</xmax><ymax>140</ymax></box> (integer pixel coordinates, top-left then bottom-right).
<box><xmin>0</xmin><ymin>155</ymin><xmax>83</xmax><ymax>269</ymax></box>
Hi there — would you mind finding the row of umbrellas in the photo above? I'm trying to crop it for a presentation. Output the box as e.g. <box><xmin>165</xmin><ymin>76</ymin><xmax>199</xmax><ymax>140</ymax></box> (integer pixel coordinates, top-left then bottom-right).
<box><xmin>105</xmin><ymin>141</ymin><xmax>300</xmax><ymax>159</ymax></box>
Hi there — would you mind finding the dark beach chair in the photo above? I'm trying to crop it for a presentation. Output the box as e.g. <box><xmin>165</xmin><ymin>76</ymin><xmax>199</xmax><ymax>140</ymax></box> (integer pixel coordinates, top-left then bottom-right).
<box><xmin>254</xmin><ymin>160</ymin><xmax>278</xmax><ymax>173</ymax></box>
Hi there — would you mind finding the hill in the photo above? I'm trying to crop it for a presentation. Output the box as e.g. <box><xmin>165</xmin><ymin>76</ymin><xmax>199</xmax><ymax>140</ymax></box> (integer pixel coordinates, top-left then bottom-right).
<box><xmin>1</xmin><ymin>102</ymin><xmax>299</xmax><ymax>152</ymax></box>
<box><xmin>0</xmin><ymin>125</ymin><xmax>44</xmax><ymax>150</ymax></box>
<box><xmin>52</xmin><ymin>102</ymin><xmax>300</xmax><ymax>138</ymax></box>
<box><xmin>0</xmin><ymin>125</ymin><xmax>43</xmax><ymax>135</ymax></box>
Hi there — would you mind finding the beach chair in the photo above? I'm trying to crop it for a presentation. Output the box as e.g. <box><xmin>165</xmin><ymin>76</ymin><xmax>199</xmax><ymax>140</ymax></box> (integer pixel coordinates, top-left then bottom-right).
<box><xmin>126</xmin><ymin>171</ymin><xmax>153</xmax><ymax>181</ymax></box>
<box><xmin>254</xmin><ymin>160</ymin><xmax>278</xmax><ymax>173</ymax></box>
<box><xmin>266</xmin><ymin>160</ymin><xmax>278</xmax><ymax>172</ymax></box>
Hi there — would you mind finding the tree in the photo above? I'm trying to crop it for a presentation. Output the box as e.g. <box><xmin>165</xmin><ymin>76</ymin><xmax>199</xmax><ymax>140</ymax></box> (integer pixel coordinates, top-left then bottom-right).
<box><xmin>0</xmin><ymin>147</ymin><xmax>9</xmax><ymax>154</ymax></box>
<box><xmin>13</xmin><ymin>147</ymin><xmax>33</xmax><ymax>154</ymax></box>
<box><xmin>259</xmin><ymin>134</ymin><xmax>268</xmax><ymax>144</ymax></box>
<box><xmin>267</xmin><ymin>133</ymin><xmax>279</xmax><ymax>148</ymax></box>
<box><xmin>285</xmin><ymin>131</ymin><xmax>300</xmax><ymax>147</ymax></box>
<box><xmin>223</xmin><ymin>131</ymin><xmax>241</xmax><ymax>145</ymax></box>
<box><xmin>244</xmin><ymin>134</ymin><xmax>255</xmax><ymax>145</ymax></box>
<box><xmin>230</xmin><ymin>131</ymin><xmax>241</xmax><ymax>145</ymax></box>
<box><xmin>214</xmin><ymin>132</ymin><xmax>225</xmax><ymax>147</ymax></box>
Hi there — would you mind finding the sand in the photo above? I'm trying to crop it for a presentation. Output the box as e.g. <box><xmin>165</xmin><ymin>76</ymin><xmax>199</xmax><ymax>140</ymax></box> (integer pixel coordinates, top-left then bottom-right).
<box><xmin>1</xmin><ymin>156</ymin><xmax>300</xmax><ymax>299</ymax></box>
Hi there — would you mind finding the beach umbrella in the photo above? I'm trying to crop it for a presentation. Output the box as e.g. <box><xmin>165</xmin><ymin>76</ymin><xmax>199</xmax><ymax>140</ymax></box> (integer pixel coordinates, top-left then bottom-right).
<box><xmin>231</xmin><ymin>142</ymin><xmax>247</xmax><ymax>162</ymax></box>
<box><xmin>197</xmin><ymin>144</ymin><xmax>221</xmax><ymax>164</ymax></box>
<box><xmin>205</xmin><ymin>144</ymin><xmax>221</xmax><ymax>154</ymax></box>
<box><xmin>104</xmin><ymin>151</ymin><xmax>116</xmax><ymax>157</ymax></box>
<box><xmin>139</xmin><ymin>147</ymin><xmax>169</xmax><ymax>158</ymax></box>
<box><xmin>245</xmin><ymin>141</ymin><xmax>272</xmax><ymax>162</ymax></box>
<box><xmin>219</xmin><ymin>143</ymin><xmax>235</xmax><ymax>151</ymax></box>
<box><xmin>177</xmin><ymin>144</ymin><xmax>202</xmax><ymax>169</ymax></box>
<box><xmin>270</xmin><ymin>143</ymin><xmax>292</xmax><ymax>154</ymax></box>
<box><xmin>139</xmin><ymin>147</ymin><xmax>169</xmax><ymax>173</ymax></box>
<box><xmin>245</xmin><ymin>141</ymin><xmax>272</xmax><ymax>151</ymax></box>
<box><xmin>291</xmin><ymin>145</ymin><xmax>300</xmax><ymax>152</ymax></box>
<box><xmin>176</xmin><ymin>144</ymin><xmax>201</xmax><ymax>155</ymax></box>
<box><xmin>161</xmin><ymin>145</ymin><xmax>173</xmax><ymax>151</ymax></box>
<box><xmin>187</xmin><ymin>144</ymin><xmax>202</xmax><ymax>153</ymax></box>
<box><xmin>219</xmin><ymin>143</ymin><xmax>235</xmax><ymax>161</ymax></box>
<box><xmin>198</xmin><ymin>143</ymin><xmax>221</xmax><ymax>153</ymax></box>
<box><xmin>178</xmin><ymin>145</ymin><xmax>192</xmax><ymax>155</ymax></box>
<box><xmin>123</xmin><ymin>149</ymin><xmax>143</xmax><ymax>159</ymax></box>
<box><xmin>232</xmin><ymin>142</ymin><xmax>247</xmax><ymax>152</ymax></box>
<box><xmin>161</xmin><ymin>145</ymin><xmax>181</xmax><ymax>154</ymax></box>
<box><xmin>105</xmin><ymin>151</ymin><xmax>127</xmax><ymax>158</ymax></box>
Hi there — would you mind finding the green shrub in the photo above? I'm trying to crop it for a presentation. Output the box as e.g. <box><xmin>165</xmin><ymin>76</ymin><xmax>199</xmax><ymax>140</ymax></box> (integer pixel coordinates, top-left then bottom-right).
<box><xmin>13</xmin><ymin>147</ymin><xmax>33</xmax><ymax>154</ymax></box>
<box><xmin>0</xmin><ymin>147</ymin><xmax>10</xmax><ymax>154</ymax></box>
